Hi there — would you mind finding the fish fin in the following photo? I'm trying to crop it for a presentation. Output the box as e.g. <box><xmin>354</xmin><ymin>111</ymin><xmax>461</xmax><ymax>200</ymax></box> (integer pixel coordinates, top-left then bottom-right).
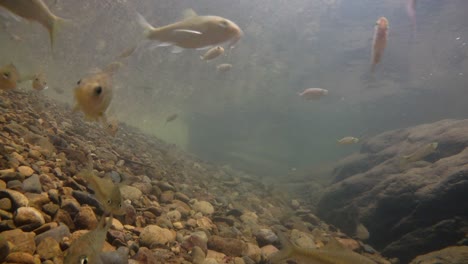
<box><xmin>171</xmin><ymin>46</ymin><xmax>184</xmax><ymax>54</ymax></box>
<box><xmin>196</xmin><ymin>46</ymin><xmax>213</xmax><ymax>51</ymax></box>
<box><xmin>136</xmin><ymin>12</ymin><xmax>155</xmax><ymax>37</ymax></box>
<box><xmin>324</xmin><ymin>236</ymin><xmax>346</xmax><ymax>251</ymax></box>
<box><xmin>103</xmin><ymin>61</ymin><xmax>123</xmax><ymax>75</ymax></box>
<box><xmin>269</xmin><ymin>231</ymin><xmax>296</xmax><ymax>263</ymax></box>
<box><xmin>172</xmin><ymin>29</ymin><xmax>202</xmax><ymax>36</ymax></box>
<box><xmin>49</xmin><ymin>16</ymin><xmax>69</xmax><ymax>51</ymax></box>
<box><xmin>182</xmin><ymin>9</ymin><xmax>198</xmax><ymax>19</ymax></box>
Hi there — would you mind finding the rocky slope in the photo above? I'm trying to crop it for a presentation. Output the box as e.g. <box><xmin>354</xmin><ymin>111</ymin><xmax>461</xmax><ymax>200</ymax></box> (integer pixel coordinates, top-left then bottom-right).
<box><xmin>0</xmin><ymin>90</ymin><xmax>395</xmax><ymax>264</ymax></box>
<box><xmin>317</xmin><ymin>119</ymin><xmax>468</xmax><ymax>263</ymax></box>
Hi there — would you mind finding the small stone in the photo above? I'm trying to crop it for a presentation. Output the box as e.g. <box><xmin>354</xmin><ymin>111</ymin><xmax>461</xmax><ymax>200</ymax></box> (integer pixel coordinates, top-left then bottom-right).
<box><xmin>0</xmin><ymin>197</ymin><xmax>12</xmax><ymax>211</ymax></box>
<box><xmin>120</xmin><ymin>185</ymin><xmax>142</xmax><ymax>203</ymax></box>
<box><xmin>74</xmin><ymin>205</ymin><xmax>98</xmax><ymax>230</ymax></box>
<box><xmin>42</xmin><ymin>203</ymin><xmax>59</xmax><ymax>216</ymax></box>
<box><xmin>174</xmin><ymin>192</ymin><xmax>190</xmax><ymax>203</ymax></box>
<box><xmin>244</xmin><ymin>243</ymin><xmax>261</xmax><ymax>263</ymax></box>
<box><xmin>291</xmin><ymin>199</ymin><xmax>300</xmax><ymax>209</ymax></box>
<box><xmin>260</xmin><ymin>245</ymin><xmax>278</xmax><ymax>260</ymax></box>
<box><xmin>28</xmin><ymin>150</ymin><xmax>42</xmax><ymax>159</ymax></box>
<box><xmin>206</xmin><ymin>250</ymin><xmax>226</xmax><ymax>263</ymax></box>
<box><xmin>173</xmin><ymin>222</ymin><xmax>184</xmax><ymax>229</ymax></box>
<box><xmin>14</xmin><ymin>207</ymin><xmax>45</xmax><ymax>231</ymax></box>
<box><xmin>2</xmin><ymin>228</ymin><xmax>36</xmax><ymax>254</ymax></box>
<box><xmin>290</xmin><ymin>229</ymin><xmax>316</xmax><ymax>249</ymax></box>
<box><xmin>160</xmin><ymin>190</ymin><xmax>174</xmax><ymax>203</ymax></box>
<box><xmin>192</xmin><ymin>246</ymin><xmax>205</xmax><ymax>264</ymax></box>
<box><xmin>192</xmin><ymin>200</ymin><xmax>214</xmax><ymax>215</ymax></box>
<box><xmin>5</xmin><ymin>252</ymin><xmax>36</xmax><ymax>264</ymax></box>
<box><xmin>255</xmin><ymin>229</ymin><xmax>278</xmax><ymax>246</ymax></box>
<box><xmin>0</xmin><ymin>234</ymin><xmax>10</xmax><ymax>262</ymax></box>
<box><xmin>139</xmin><ymin>225</ymin><xmax>176</xmax><ymax>248</ymax></box>
<box><xmin>203</xmin><ymin>258</ymin><xmax>218</xmax><ymax>264</ymax></box>
<box><xmin>18</xmin><ymin>166</ymin><xmax>34</xmax><ymax>177</ymax></box>
<box><xmin>36</xmin><ymin>237</ymin><xmax>61</xmax><ymax>260</ymax></box>
<box><xmin>111</xmin><ymin>218</ymin><xmax>124</xmax><ymax>231</ymax></box>
<box><xmin>0</xmin><ymin>179</ymin><xmax>6</xmax><ymax>189</ymax></box>
<box><xmin>0</xmin><ymin>189</ymin><xmax>29</xmax><ymax>210</ymax></box>
<box><xmin>53</xmin><ymin>209</ymin><xmax>75</xmax><ymax>230</ymax></box>
<box><xmin>7</xmin><ymin>180</ymin><xmax>23</xmax><ymax>190</ymax></box>
<box><xmin>208</xmin><ymin>235</ymin><xmax>247</xmax><ymax>257</ymax></box>
<box><xmin>22</xmin><ymin>174</ymin><xmax>42</xmax><ymax>193</ymax></box>
<box><xmin>167</xmin><ymin>210</ymin><xmax>181</xmax><ymax>222</ymax></box>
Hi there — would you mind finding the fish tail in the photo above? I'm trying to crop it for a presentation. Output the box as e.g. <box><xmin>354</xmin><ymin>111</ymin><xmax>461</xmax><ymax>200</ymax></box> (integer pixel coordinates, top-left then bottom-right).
<box><xmin>136</xmin><ymin>12</ymin><xmax>155</xmax><ymax>38</ymax></box>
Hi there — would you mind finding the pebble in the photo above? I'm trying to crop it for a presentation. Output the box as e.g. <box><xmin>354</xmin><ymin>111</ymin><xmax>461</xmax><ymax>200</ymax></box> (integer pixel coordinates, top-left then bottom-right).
<box><xmin>22</xmin><ymin>174</ymin><xmax>42</xmax><ymax>193</ymax></box>
<box><xmin>120</xmin><ymin>185</ymin><xmax>143</xmax><ymax>203</ymax></box>
<box><xmin>192</xmin><ymin>200</ymin><xmax>215</xmax><ymax>215</ymax></box>
<box><xmin>260</xmin><ymin>245</ymin><xmax>279</xmax><ymax>259</ymax></box>
<box><xmin>167</xmin><ymin>210</ymin><xmax>181</xmax><ymax>222</ymax></box>
<box><xmin>244</xmin><ymin>243</ymin><xmax>261</xmax><ymax>262</ymax></box>
<box><xmin>0</xmin><ymin>197</ymin><xmax>12</xmax><ymax>210</ymax></box>
<box><xmin>160</xmin><ymin>190</ymin><xmax>174</xmax><ymax>203</ymax></box>
<box><xmin>36</xmin><ymin>237</ymin><xmax>61</xmax><ymax>260</ymax></box>
<box><xmin>111</xmin><ymin>218</ymin><xmax>124</xmax><ymax>231</ymax></box>
<box><xmin>2</xmin><ymin>228</ymin><xmax>36</xmax><ymax>254</ymax></box>
<box><xmin>5</xmin><ymin>252</ymin><xmax>37</xmax><ymax>264</ymax></box>
<box><xmin>0</xmin><ymin>234</ymin><xmax>10</xmax><ymax>263</ymax></box>
<box><xmin>14</xmin><ymin>207</ymin><xmax>45</xmax><ymax>231</ymax></box>
<box><xmin>255</xmin><ymin>228</ymin><xmax>278</xmax><ymax>246</ymax></box>
<box><xmin>208</xmin><ymin>235</ymin><xmax>246</xmax><ymax>257</ymax></box>
<box><xmin>74</xmin><ymin>205</ymin><xmax>98</xmax><ymax>230</ymax></box>
<box><xmin>139</xmin><ymin>225</ymin><xmax>176</xmax><ymax>248</ymax></box>
<box><xmin>191</xmin><ymin>246</ymin><xmax>205</xmax><ymax>264</ymax></box>
<box><xmin>18</xmin><ymin>166</ymin><xmax>34</xmax><ymax>177</ymax></box>
<box><xmin>290</xmin><ymin>229</ymin><xmax>316</xmax><ymax>249</ymax></box>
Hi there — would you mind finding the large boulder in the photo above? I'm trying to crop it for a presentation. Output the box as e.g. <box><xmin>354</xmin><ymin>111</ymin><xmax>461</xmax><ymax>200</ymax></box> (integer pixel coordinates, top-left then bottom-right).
<box><xmin>317</xmin><ymin>119</ymin><xmax>468</xmax><ymax>263</ymax></box>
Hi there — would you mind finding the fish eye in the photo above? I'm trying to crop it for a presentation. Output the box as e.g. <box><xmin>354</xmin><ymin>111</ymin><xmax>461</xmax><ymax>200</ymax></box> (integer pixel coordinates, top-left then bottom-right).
<box><xmin>107</xmin><ymin>199</ymin><xmax>112</xmax><ymax>204</ymax></box>
<box><xmin>2</xmin><ymin>72</ymin><xmax>10</xmax><ymax>79</ymax></box>
<box><xmin>77</xmin><ymin>79</ymin><xmax>81</xmax><ymax>85</ymax></box>
<box><xmin>94</xmin><ymin>86</ymin><xmax>103</xmax><ymax>95</ymax></box>
<box><xmin>80</xmin><ymin>257</ymin><xmax>88</xmax><ymax>264</ymax></box>
<box><xmin>219</xmin><ymin>20</ymin><xmax>229</xmax><ymax>28</ymax></box>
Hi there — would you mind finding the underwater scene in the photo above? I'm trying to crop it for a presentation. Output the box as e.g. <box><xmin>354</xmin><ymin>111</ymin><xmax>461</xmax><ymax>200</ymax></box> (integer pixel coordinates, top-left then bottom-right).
<box><xmin>0</xmin><ymin>0</ymin><xmax>467</xmax><ymax>263</ymax></box>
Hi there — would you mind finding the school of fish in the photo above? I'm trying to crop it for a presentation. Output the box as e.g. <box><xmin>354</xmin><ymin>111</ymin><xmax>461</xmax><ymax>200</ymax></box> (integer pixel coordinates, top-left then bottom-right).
<box><xmin>0</xmin><ymin>1</ymin><xmax>434</xmax><ymax>262</ymax></box>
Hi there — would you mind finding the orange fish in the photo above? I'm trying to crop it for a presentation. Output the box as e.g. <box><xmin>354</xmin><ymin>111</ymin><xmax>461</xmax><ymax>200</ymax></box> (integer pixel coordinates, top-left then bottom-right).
<box><xmin>371</xmin><ymin>17</ymin><xmax>389</xmax><ymax>71</ymax></box>
<box><xmin>0</xmin><ymin>63</ymin><xmax>20</xmax><ymax>90</ymax></box>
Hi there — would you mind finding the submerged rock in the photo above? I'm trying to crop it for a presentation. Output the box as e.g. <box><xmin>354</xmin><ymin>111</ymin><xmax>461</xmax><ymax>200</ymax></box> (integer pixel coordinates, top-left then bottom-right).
<box><xmin>409</xmin><ymin>246</ymin><xmax>468</xmax><ymax>264</ymax></box>
<box><xmin>317</xmin><ymin>119</ymin><xmax>468</xmax><ymax>262</ymax></box>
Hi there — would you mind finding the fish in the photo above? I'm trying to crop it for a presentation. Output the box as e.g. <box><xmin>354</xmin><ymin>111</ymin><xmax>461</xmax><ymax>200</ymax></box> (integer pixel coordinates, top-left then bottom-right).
<box><xmin>77</xmin><ymin>170</ymin><xmax>125</xmax><ymax>215</ymax></box>
<box><xmin>73</xmin><ymin>64</ymin><xmax>117</xmax><ymax>123</ymax></box>
<box><xmin>269</xmin><ymin>231</ymin><xmax>376</xmax><ymax>264</ymax></box>
<box><xmin>165</xmin><ymin>113</ymin><xmax>178</xmax><ymax>124</ymax></box>
<box><xmin>116</xmin><ymin>46</ymin><xmax>137</xmax><ymax>59</ymax></box>
<box><xmin>401</xmin><ymin>142</ymin><xmax>438</xmax><ymax>165</ymax></box>
<box><xmin>298</xmin><ymin>88</ymin><xmax>328</xmax><ymax>100</ymax></box>
<box><xmin>0</xmin><ymin>0</ymin><xmax>66</xmax><ymax>49</ymax></box>
<box><xmin>0</xmin><ymin>63</ymin><xmax>20</xmax><ymax>90</ymax></box>
<box><xmin>338</xmin><ymin>137</ymin><xmax>359</xmax><ymax>145</ymax></box>
<box><xmin>200</xmin><ymin>46</ymin><xmax>224</xmax><ymax>61</ymax></box>
<box><xmin>63</xmin><ymin>214</ymin><xmax>112</xmax><ymax>264</ymax></box>
<box><xmin>406</xmin><ymin>0</ymin><xmax>417</xmax><ymax>34</ymax></box>
<box><xmin>137</xmin><ymin>9</ymin><xmax>243</xmax><ymax>51</ymax></box>
<box><xmin>371</xmin><ymin>17</ymin><xmax>389</xmax><ymax>72</ymax></box>
<box><xmin>216</xmin><ymin>63</ymin><xmax>232</xmax><ymax>72</ymax></box>
<box><xmin>32</xmin><ymin>73</ymin><xmax>48</xmax><ymax>91</ymax></box>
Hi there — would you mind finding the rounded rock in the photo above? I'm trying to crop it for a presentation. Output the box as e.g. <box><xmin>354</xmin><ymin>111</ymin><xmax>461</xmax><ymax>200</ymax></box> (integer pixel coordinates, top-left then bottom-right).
<box><xmin>18</xmin><ymin>166</ymin><xmax>34</xmax><ymax>177</ymax></box>
<box><xmin>192</xmin><ymin>200</ymin><xmax>214</xmax><ymax>215</ymax></box>
<box><xmin>14</xmin><ymin>207</ymin><xmax>45</xmax><ymax>230</ymax></box>
<box><xmin>139</xmin><ymin>225</ymin><xmax>176</xmax><ymax>248</ymax></box>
